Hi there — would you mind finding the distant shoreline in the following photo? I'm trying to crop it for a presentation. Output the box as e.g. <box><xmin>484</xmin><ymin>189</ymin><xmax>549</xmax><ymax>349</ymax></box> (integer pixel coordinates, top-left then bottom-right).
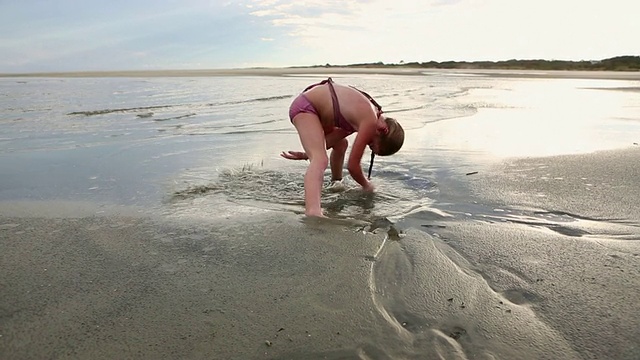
<box><xmin>3</xmin><ymin>56</ymin><xmax>639</xmax><ymax>79</ymax></box>
<box><xmin>2</xmin><ymin>67</ymin><xmax>640</xmax><ymax>80</ymax></box>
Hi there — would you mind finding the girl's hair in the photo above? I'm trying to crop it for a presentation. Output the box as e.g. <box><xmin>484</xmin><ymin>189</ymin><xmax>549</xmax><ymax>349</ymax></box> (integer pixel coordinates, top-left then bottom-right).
<box><xmin>377</xmin><ymin>117</ymin><xmax>404</xmax><ymax>156</ymax></box>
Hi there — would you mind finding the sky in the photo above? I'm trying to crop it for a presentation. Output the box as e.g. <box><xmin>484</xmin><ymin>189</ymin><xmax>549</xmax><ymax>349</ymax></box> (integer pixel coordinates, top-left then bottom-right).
<box><xmin>1</xmin><ymin>0</ymin><xmax>639</xmax><ymax>73</ymax></box>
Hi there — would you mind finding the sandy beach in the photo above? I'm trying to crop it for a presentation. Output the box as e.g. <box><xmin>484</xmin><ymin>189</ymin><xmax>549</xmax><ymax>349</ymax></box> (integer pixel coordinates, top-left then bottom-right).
<box><xmin>1</xmin><ymin>66</ymin><xmax>640</xmax><ymax>81</ymax></box>
<box><xmin>1</xmin><ymin>70</ymin><xmax>639</xmax><ymax>359</ymax></box>
<box><xmin>2</xmin><ymin>148</ymin><xmax>639</xmax><ymax>359</ymax></box>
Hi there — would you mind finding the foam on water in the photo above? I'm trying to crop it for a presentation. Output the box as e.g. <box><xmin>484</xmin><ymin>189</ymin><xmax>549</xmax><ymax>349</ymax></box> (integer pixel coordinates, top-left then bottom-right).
<box><xmin>169</xmin><ymin>160</ymin><xmax>437</xmax><ymax>222</ymax></box>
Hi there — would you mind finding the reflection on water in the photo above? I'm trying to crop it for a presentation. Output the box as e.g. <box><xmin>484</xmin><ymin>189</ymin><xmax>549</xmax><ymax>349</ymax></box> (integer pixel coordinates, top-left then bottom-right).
<box><xmin>407</xmin><ymin>78</ymin><xmax>640</xmax><ymax>158</ymax></box>
<box><xmin>2</xmin><ymin>74</ymin><xmax>639</xmax><ymax>217</ymax></box>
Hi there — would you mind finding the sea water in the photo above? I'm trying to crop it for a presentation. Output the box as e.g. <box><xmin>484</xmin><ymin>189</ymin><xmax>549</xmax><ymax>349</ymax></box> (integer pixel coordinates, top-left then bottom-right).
<box><xmin>1</xmin><ymin>73</ymin><xmax>639</xmax><ymax>221</ymax></box>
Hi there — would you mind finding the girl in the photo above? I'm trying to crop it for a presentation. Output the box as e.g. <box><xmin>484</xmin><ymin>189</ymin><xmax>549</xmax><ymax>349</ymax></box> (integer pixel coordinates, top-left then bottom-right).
<box><xmin>281</xmin><ymin>77</ymin><xmax>404</xmax><ymax>217</ymax></box>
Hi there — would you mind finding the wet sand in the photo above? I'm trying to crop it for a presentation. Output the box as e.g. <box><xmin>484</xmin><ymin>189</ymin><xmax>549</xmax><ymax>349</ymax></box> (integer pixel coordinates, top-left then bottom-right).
<box><xmin>470</xmin><ymin>146</ymin><xmax>640</xmax><ymax>223</ymax></box>
<box><xmin>400</xmin><ymin>146</ymin><xmax>640</xmax><ymax>359</ymax></box>
<box><xmin>2</xmin><ymin>149</ymin><xmax>640</xmax><ymax>359</ymax></box>
<box><xmin>0</xmin><ymin>205</ymin><xmax>579</xmax><ymax>360</ymax></box>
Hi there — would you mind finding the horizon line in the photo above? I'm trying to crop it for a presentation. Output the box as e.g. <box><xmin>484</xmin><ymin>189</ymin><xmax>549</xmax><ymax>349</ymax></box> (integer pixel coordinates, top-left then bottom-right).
<box><xmin>2</xmin><ymin>55</ymin><xmax>639</xmax><ymax>77</ymax></box>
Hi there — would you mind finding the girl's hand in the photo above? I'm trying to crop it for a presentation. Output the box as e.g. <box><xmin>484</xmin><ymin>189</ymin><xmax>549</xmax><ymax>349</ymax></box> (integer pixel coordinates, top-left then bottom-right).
<box><xmin>362</xmin><ymin>181</ymin><xmax>375</xmax><ymax>193</ymax></box>
<box><xmin>280</xmin><ymin>151</ymin><xmax>308</xmax><ymax>160</ymax></box>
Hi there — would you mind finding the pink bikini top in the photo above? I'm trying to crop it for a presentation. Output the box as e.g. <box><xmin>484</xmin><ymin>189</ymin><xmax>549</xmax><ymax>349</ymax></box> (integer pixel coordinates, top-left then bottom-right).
<box><xmin>303</xmin><ymin>77</ymin><xmax>383</xmax><ymax>134</ymax></box>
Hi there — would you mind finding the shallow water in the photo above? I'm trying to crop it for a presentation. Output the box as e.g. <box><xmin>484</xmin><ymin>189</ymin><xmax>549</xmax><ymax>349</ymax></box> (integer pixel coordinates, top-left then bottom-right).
<box><xmin>3</xmin><ymin>72</ymin><xmax>640</xmax><ymax>359</ymax></box>
<box><xmin>1</xmin><ymin>74</ymin><xmax>639</xmax><ymax>220</ymax></box>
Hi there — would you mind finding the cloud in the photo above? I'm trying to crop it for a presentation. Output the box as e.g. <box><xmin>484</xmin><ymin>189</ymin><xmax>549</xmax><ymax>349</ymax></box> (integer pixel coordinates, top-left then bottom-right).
<box><xmin>1</xmin><ymin>0</ymin><xmax>638</xmax><ymax>72</ymax></box>
<box><xmin>243</xmin><ymin>0</ymin><xmax>445</xmax><ymax>64</ymax></box>
<box><xmin>246</xmin><ymin>0</ymin><xmax>640</xmax><ymax>65</ymax></box>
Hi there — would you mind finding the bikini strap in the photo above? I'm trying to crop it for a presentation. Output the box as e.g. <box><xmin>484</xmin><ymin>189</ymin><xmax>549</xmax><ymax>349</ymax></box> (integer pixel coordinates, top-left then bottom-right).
<box><xmin>303</xmin><ymin>78</ymin><xmax>356</xmax><ymax>131</ymax></box>
<box><xmin>323</xmin><ymin>78</ymin><xmax>343</xmax><ymax>128</ymax></box>
<box><xmin>305</xmin><ymin>79</ymin><xmax>382</xmax><ymax>115</ymax></box>
<box><xmin>303</xmin><ymin>78</ymin><xmax>330</xmax><ymax>92</ymax></box>
<box><xmin>350</xmin><ymin>86</ymin><xmax>383</xmax><ymax>115</ymax></box>
<box><xmin>301</xmin><ymin>78</ymin><xmax>342</xmax><ymax>129</ymax></box>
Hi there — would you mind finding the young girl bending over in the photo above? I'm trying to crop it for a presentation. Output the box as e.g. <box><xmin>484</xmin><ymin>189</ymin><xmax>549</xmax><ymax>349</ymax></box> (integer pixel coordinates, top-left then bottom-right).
<box><xmin>281</xmin><ymin>78</ymin><xmax>404</xmax><ymax>217</ymax></box>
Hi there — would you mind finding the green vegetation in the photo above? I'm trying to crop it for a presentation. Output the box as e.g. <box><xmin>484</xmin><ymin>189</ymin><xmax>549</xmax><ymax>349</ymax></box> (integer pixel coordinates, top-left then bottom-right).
<box><xmin>313</xmin><ymin>56</ymin><xmax>640</xmax><ymax>71</ymax></box>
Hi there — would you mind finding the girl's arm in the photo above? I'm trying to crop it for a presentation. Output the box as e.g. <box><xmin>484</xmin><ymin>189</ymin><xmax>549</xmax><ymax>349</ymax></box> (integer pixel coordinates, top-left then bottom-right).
<box><xmin>325</xmin><ymin>128</ymin><xmax>350</xmax><ymax>149</ymax></box>
<box><xmin>347</xmin><ymin>122</ymin><xmax>376</xmax><ymax>190</ymax></box>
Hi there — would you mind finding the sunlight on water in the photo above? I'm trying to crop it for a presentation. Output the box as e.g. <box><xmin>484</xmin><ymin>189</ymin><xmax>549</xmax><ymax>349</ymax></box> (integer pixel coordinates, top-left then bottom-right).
<box><xmin>408</xmin><ymin>78</ymin><xmax>640</xmax><ymax>158</ymax></box>
<box><xmin>2</xmin><ymin>74</ymin><xmax>639</xmax><ymax>217</ymax></box>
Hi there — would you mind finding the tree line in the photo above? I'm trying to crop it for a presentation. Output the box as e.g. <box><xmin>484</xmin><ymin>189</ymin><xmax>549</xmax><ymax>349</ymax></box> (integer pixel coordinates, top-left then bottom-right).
<box><xmin>314</xmin><ymin>56</ymin><xmax>640</xmax><ymax>71</ymax></box>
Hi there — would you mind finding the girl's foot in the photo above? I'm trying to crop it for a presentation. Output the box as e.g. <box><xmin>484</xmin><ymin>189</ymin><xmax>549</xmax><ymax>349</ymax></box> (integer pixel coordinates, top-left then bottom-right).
<box><xmin>328</xmin><ymin>179</ymin><xmax>346</xmax><ymax>193</ymax></box>
<box><xmin>305</xmin><ymin>209</ymin><xmax>326</xmax><ymax>218</ymax></box>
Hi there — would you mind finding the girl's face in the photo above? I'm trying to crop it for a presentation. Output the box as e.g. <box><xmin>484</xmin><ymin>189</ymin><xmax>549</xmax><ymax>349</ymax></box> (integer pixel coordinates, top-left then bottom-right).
<box><xmin>369</xmin><ymin>136</ymin><xmax>382</xmax><ymax>155</ymax></box>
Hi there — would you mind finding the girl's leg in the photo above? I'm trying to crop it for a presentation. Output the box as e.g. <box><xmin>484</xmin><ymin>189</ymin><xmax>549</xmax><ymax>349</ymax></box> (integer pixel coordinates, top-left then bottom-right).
<box><xmin>292</xmin><ymin>113</ymin><xmax>328</xmax><ymax>217</ymax></box>
<box><xmin>329</xmin><ymin>138</ymin><xmax>348</xmax><ymax>181</ymax></box>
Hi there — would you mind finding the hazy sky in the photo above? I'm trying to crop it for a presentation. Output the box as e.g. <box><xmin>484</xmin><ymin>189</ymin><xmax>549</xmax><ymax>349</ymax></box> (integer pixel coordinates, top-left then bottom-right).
<box><xmin>1</xmin><ymin>0</ymin><xmax>638</xmax><ymax>73</ymax></box>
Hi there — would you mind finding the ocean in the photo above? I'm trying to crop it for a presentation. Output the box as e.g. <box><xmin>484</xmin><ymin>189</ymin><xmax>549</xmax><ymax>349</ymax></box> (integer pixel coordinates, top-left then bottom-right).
<box><xmin>1</xmin><ymin>72</ymin><xmax>638</xmax><ymax>221</ymax></box>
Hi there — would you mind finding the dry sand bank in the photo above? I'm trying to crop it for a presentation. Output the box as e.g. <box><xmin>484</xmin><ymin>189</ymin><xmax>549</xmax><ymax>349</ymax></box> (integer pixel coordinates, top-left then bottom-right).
<box><xmin>431</xmin><ymin>68</ymin><xmax>640</xmax><ymax>81</ymax></box>
<box><xmin>2</xmin><ymin>67</ymin><xmax>640</xmax><ymax>80</ymax></box>
<box><xmin>0</xmin><ymin>67</ymin><xmax>425</xmax><ymax>78</ymax></box>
